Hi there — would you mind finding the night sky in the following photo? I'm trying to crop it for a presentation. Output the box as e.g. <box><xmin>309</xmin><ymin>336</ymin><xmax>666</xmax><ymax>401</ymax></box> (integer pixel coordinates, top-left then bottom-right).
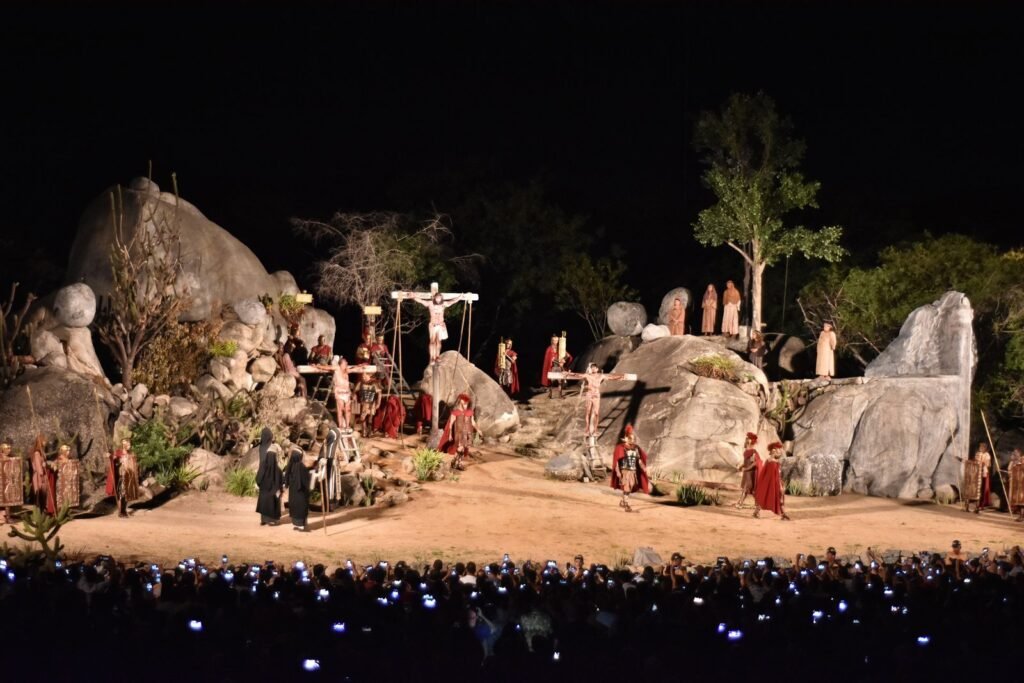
<box><xmin>2</xmin><ymin>1</ymin><xmax>1021</xmax><ymax>365</ymax></box>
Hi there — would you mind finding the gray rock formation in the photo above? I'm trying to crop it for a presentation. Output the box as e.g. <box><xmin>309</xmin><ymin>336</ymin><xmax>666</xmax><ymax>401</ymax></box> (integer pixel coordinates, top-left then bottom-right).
<box><xmin>0</xmin><ymin>366</ymin><xmax>116</xmax><ymax>507</ymax></box>
<box><xmin>641</xmin><ymin>324</ymin><xmax>670</xmax><ymax>342</ymax></box>
<box><xmin>233</xmin><ymin>298</ymin><xmax>268</xmax><ymax>326</ymax></box>
<box><xmin>552</xmin><ymin>336</ymin><xmax>773</xmax><ymax>483</ymax></box>
<box><xmin>248</xmin><ymin>355</ymin><xmax>278</xmax><ymax>383</ymax></box>
<box><xmin>420</xmin><ymin>351</ymin><xmax>519</xmax><ymax>437</ymax></box>
<box><xmin>657</xmin><ymin>287</ymin><xmax>692</xmax><ymax>326</ymax></box>
<box><xmin>791</xmin><ymin>292</ymin><xmax>975</xmax><ymax>498</ymax></box>
<box><xmin>606</xmin><ymin>302</ymin><xmax>647</xmax><ymax>337</ymax></box>
<box><xmin>53</xmin><ymin>283</ymin><xmax>97</xmax><ymax>328</ymax></box>
<box><xmin>188</xmin><ymin>448</ymin><xmax>228</xmax><ymax>489</ymax></box>
<box><xmin>575</xmin><ymin>335</ymin><xmax>640</xmax><ymax>373</ymax></box>
<box><xmin>67</xmin><ymin>179</ymin><xmax>283</xmax><ymax>322</ymax></box>
<box><xmin>771</xmin><ymin>335</ymin><xmax>810</xmax><ymax>378</ymax></box>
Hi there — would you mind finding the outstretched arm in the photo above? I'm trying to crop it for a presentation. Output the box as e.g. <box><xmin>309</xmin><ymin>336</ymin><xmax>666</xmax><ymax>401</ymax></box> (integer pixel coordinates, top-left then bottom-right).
<box><xmin>441</xmin><ymin>293</ymin><xmax>467</xmax><ymax>309</ymax></box>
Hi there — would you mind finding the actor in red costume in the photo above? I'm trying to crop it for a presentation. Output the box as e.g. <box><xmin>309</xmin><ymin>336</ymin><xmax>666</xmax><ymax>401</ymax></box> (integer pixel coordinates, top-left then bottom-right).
<box><xmin>753</xmin><ymin>442</ymin><xmax>789</xmax><ymax>520</ymax></box>
<box><xmin>611</xmin><ymin>425</ymin><xmax>649</xmax><ymax>512</ymax></box>
<box><xmin>734</xmin><ymin>432</ymin><xmax>760</xmax><ymax>509</ymax></box>
<box><xmin>414</xmin><ymin>391</ymin><xmax>432</xmax><ymax>436</ymax></box>
<box><xmin>540</xmin><ymin>335</ymin><xmax>573</xmax><ymax>398</ymax></box>
<box><xmin>107</xmin><ymin>438</ymin><xmax>140</xmax><ymax>518</ymax></box>
<box><xmin>440</xmin><ymin>393</ymin><xmax>482</xmax><ymax>470</ymax></box>
<box><xmin>372</xmin><ymin>395</ymin><xmax>406</xmax><ymax>439</ymax></box>
<box><xmin>494</xmin><ymin>338</ymin><xmax>520</xmax><ymax>397</ymax></box>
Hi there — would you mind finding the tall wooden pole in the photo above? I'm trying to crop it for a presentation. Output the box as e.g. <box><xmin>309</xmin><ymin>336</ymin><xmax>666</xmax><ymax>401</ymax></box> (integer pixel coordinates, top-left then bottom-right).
<box><xmin>980</xmin><ymin>411</ymin><xmax>1008</xmax><ymax>511</ymax></box>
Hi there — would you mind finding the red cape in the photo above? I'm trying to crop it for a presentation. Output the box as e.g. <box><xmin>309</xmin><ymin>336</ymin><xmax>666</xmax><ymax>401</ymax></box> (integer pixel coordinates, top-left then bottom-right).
<box><xmin>414</xmin><ymin>393</ymin><xmax>432</xmax><ymax>423</ymax></box>
<box><xmin>495</xmin><ymin>350</ymin><xmax>520</xmax><ymax>395</ymax></box>
<box><xmin>105</xmin><ymin>450</ymin><xmax>123</xmax><ymax>497</ymax></box>
<box><xmin>440</xmin><ymin>408</ymin><xmax>474</xmax><ymax>454</ymax></box>
<box><xmin>610</xmin><ymin>442</ymin><xmax>649</xmax><ymax>493</ymax></box>
<box><xmin>45</xmin><ymin>468</ymin><xmax>57</xmax><ymax>515</ymax></box>
<box><xmin>372</xmin><ymin>395</ymin><xmax>406</xmax><ymax>439</ymax></box>
<box><xmin>754</xmin><ymin>458</ymin><xmax>784</xmax><ymax>515</ymax></box>
<box><xmin>540</xmin><ymin>347</ymin><xmax>572</xmax><ymax>386</ymax></box>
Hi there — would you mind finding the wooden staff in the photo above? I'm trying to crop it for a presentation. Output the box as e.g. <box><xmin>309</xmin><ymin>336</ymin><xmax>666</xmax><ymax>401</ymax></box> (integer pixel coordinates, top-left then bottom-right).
<box><xmin>980</xmin><ymin>411</ymin><xmax>1008</xmax><ymax>511</ymax></box>
<box><xmin>319</xmin><ymin>470</ymin><xmax>328</xmax><ymax>536</ymax></box>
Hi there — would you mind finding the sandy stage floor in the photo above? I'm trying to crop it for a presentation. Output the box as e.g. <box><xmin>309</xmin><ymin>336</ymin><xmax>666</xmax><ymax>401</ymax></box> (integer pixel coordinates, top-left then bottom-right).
<box><xmin>38</xmin><ymin>440</ymin><xmax>1024</xmax><ymax>568</ymax></box>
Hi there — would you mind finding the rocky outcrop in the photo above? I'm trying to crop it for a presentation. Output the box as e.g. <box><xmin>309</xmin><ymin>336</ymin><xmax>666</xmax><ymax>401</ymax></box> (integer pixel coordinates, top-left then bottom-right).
<box><xmin>552</xmin><ymin>336</ymin><xmax>774</xmax><ymax>483</ymax></box>
<box><xmin>575</xmin><ymin>335</ymin><xmax>640</xmax><ymax>373</ymax></box>
<box><xmin>420</xmin><ymin>351</ymin><xmax>519</xmax><ymax>438</ymax></box>
<box><xmin>641</xmin><ymin>324</ymin><xmax>670</xmax><ymax>342</ymax></box>
<box><xmin>657</xmin><ymin>287</ymin><xmax>692</xmax><ymax>326</ymax></box>
<box><xmin>0</xmin><ymin>366</ymin><xmax>116</xmax><ymax>507</ymax></box>
<box><xmin>790</xmin><ymin>292</ymin><xmax>975</xmax><ymax>498</ymax></box>
<box><xmin>606</xmin><ymin>302</ymin><xmax>647</xmax><ymax>337</ymax></box>
<box><xmin>52</xmin><ymin>283</ymin><xmax>97</xmax><ymax>328</ymax></box>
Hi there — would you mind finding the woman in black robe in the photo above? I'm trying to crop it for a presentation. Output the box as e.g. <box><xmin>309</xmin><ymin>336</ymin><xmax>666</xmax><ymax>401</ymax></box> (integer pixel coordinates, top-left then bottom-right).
<box><xmin>286</xmin><ymin>445</ymin><xmax>310</xmax><ymax>531</ymax></box>
<box><xmin>255</xmin><ymin>427</ymin><xmax>282</xmax><ymax>525</ymax></box>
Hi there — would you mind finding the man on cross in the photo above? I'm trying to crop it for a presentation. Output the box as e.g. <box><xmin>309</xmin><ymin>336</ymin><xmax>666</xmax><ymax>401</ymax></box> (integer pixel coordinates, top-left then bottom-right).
<box><xmin>549</xmin><ymin>363</ymin><xmax>636</xmax><ymax>437</ymax></box>
<box><xmin>392</xmin><ymin>284</ymin><xmax>478</xmax><ymax>363</ymax></box>
<box><xmin>310</xmin><ymin>356</ymin><xmax>376</xmax><ymax>430</ymax></box>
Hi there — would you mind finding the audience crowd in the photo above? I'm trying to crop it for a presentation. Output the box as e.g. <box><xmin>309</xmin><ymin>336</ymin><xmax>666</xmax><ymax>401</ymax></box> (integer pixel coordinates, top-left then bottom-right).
<box><xmin>3</xmin><ymin>541</ymin><xmax>1023</xmax><ymax>680</ymax></box>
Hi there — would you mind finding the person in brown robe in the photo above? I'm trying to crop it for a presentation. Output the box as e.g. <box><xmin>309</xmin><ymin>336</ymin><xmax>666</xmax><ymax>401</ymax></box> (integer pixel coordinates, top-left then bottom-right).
<box><xmin>667</xmin><ymin>297</ymin><xmax>685</xmax><ymax>336</ymax></box>
<box><xmin>50</xmin><ymin>444</ymin><xmax>80</xmax><ymax>512</ymax></box>
<box><xmin>701</xmin><ymin>284</ymin><xmax>718</xmax><ymax>335</ymax></box>
<box><xmin>974</xmin><ymin>442</ymin><xmax>992</xmax><ymax>509</ymax></box>
<box><xmin>734</xmin><ymin>432</ymin><xmax>760</xmax><ymax>508</ymax></box>
<box><xmin>0</xmin><ymin>440</ymin><xmax>24</xmax><ymax>523</ymax></box>
<box><xmin>747</xmin><ymin>331</ymin><xmax>766</xmax><ymax>370</ymax></box>
<box><xmin>1007</xmin><ymin>448</ymin><xmax>1024</xmax><ymax>521</ymax></box>
<box><xmin>721</xmin><ymin>281</ymin><xmax>741</xmax><ymax>337</ymax></box>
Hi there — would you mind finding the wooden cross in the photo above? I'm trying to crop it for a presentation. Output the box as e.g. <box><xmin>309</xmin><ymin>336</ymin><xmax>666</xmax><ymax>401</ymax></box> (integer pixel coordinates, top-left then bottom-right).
<box><xmin>548</xmin><ymin>368</ymin><xmax>638</xmax><ymax>438</ymax></box>
<box><xmin>392</xmin><ymin>282</ymin><xmax>480</xmax><ymax>442</ymax></box>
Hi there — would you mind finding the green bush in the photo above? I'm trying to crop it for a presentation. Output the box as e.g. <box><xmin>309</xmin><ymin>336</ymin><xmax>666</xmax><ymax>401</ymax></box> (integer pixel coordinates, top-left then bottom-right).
<box><xmin>360</xmin><ymin>474</ymin><xmax>377</xmax><ymax>507</ymax></box>
<box><xmin>689</xmin><ymin>355</ymin><xmax>740</xmax><ymax>382</ymax></box>
<box><xmin>135</xmin><ymin>319</ymin><xmax>219</xmax><ymax>394</ymax></box>
<box><xmin>412</xmin><ymin>448</ymin><xmax>445</xmax><ymax>481</ymax></box>
<box><xmin>209</xmin><ymin>339</ymin><xmax>239</xmax><ymax>358</ymax></box>
<box><xmin>675</xmin><ymin>483</ymin><xmax>720</xmax><ymax>506</ymax></box>
<box><xmin>785</xmin><ymin>479</ymin><xmax>807</xmax><ymax>496</ymax></box>
<box><xmin>155</xmin><ymin>464</ymin><xmax>201</xmax><ymax>491</ymax></box>
<box><xmin>225</xmin><ymin>467</ymin><xmax>258</xmax><ymax>497</ymax></box>
<box><xmin>131</xmin><ymin>417</ymin><xmax>191</xmax><ymax>478</ymax></box>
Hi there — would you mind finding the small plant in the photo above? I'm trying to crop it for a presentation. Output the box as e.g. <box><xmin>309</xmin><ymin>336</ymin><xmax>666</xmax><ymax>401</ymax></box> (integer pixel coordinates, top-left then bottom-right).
<box><xmin>360</xmin><ymin>474</ymin><xmax>378</xmax><ymax>507</ymax></box>
<box><xmin>6</xmin><ymin>504</ymin><xmax>73</xmax><ymax>569</ymax></box>
<box><xmin>675</xmin><ymin>483</ymin><xmax>720</xmax><ymax>506</ymax></box>
<box><xmin>412</xmin><ymin>448</ymin><xmax>445</xmax><ymax>481</ymax></box>
<box><xmin>277</xmin><ymin>293</ymin><xmax>306</xmax><ymax>327</ymax></box>
<box><xmin>135</xmin><ymin>318</ymin><xmax>220</xmax><ymax>394</ymax></box>
<box><xmin>209</xmin><ymin>339</ymin><xmax>239</xmax><ymax>358</ymax></box>
<box><xmin>225</xmin><ymin>467</ymin><xmax>258</xmax><ymax>497</ymax></box>
<box><xmin>785</xmin><ymin>479</ymin><xmax>807</xmax><ymax>497</ymax></box>
<box><xmin>258</xmin><ymin>293</ymin><xmax>274</xmax><ymax>312</ymax></box>
<box><xmin>155</xmin><ymin>463</ymin><xmax>201</xmax><ymax>491</ymax></box>
<box><xmin>689</xmin><ymin>354</ymin><xmax>740</xmax><ymax>382</ymax></box>
<box><xmin>132</xmin><ymin>416</ymin><xmax>191</xmax><ymax>478</ymax></box>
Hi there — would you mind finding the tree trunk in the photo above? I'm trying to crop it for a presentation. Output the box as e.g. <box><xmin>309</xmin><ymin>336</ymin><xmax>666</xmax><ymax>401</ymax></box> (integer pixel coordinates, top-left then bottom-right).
<box><xmin>751</xmin><ymin>261</ymin><xmax>766</xmax><ymax>333</ymax></box>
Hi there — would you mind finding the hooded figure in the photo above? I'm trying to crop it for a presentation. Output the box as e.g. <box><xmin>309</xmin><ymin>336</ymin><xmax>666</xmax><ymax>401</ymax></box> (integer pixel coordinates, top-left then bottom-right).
<box><xmin>286</xmin><ymin>446</ymin><xmax>310</xmax><ymax>531</ymax></box>
<box><xmin>255</xmin><ymin>427</ymin><xmax>282</xmax><ymax>525</ymax></box>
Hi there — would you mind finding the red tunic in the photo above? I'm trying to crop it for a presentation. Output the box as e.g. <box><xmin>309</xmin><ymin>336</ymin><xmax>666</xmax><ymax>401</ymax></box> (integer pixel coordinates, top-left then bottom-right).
<box><xmin>372</xmin><ymin>395</ymin><xmax>406</xmax><ymax>439</ymax></box>
<box><xmin>440</xmin><ymin>408</ymin><xmax>475</xmax><ymax>454</ymax></box>
<box><xmin>754</xmin><ymin>458</ymin><xmax>784</xmax><ymax>515</ymax></box>
<box><xmin>414</xmin><ymin>393</ymin><xmax>433</xmax><ymax>424</ymax></box>
<box><xmin>610</xmin><ymin>443</ymin><xmax>650</xmax><ymax>494</ymax></box>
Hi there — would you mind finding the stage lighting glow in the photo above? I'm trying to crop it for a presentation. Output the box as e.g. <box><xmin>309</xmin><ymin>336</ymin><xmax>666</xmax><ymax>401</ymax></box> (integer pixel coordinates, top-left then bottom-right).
<box><xmin>301</xmin><ymin>659</ymin><xmax>320</xmax><ymax>672</ymax></box>
<box><xmin>188</xmin><ymin>620</ymin><xmax>203</xmax><ymax>632</ymax></box>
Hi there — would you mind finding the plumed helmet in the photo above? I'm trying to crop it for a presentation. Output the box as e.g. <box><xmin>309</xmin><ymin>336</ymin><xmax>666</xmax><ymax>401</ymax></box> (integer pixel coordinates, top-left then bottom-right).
<box><xmin>746</xmin><ymin>432</ymin><xmax>758</xmax><ymax>445</ymax></box>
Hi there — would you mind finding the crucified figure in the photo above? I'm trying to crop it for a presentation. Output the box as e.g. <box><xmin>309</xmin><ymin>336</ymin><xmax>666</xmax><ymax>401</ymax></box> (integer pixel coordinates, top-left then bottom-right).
<box><xmin>548</xmin><ymin>363</ymin><xmax>638</xmax><ymax>437</ymax></box>
<box><xmin>310</xmin><ymin>356</ymin><xmax>376</xmax><ymax>430</ymax></box>
<box><xmin>392</xmin><ymin>283</ymin><xmax>479</xmax><ymax>363</ymax></box>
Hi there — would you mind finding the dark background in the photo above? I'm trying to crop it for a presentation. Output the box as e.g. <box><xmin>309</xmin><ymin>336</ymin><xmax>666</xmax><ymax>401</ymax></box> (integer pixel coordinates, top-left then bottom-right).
<box><xmin>2</xmin><ymin>1</ymin><xmax>1021</xmax><ymax>378</ymax></box>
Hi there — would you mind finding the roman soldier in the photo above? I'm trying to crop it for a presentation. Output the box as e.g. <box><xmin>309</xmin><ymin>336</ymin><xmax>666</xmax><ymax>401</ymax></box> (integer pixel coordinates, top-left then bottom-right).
<box><xmin>734</xmin><ymin>432</ymin><xmax>760</xmax><ymax>509</ymax></box>
<box><xmin>50</xmin><ymin>444</ymin><xmax>80</xmax><ymax>512</ymax></box>
<box><xmin>29</xmin><ymin>436</ymin><xmax>53</xmax><ymax>513</ymax></box>
<box><xmin>354</xmin><ymin>372</ymin><xmax>382</xmax><ymax>436</ymax></box>
<box><xmin>611</xmin><ymin>425</ymin><xmax>649</xmax><ymax>513</ymax></box>
<box><xmin>494</xmin><ymin>337</ymin><xmax>520</xmax><ymax>397</ymax></box>
<box><xmin>414</xmin><ymin>391</ymin><xmax>433</xmax><ymax>436</ymax></box>
<box><xmin>440</xmin><ymin>393</ymin><xmax>482</xmax><ymax>470</ymax></box>
<box><xmin>1007</xmin><ymin>448</ymin><xmax>1024</xmax><ymax>522</ymax></box>
<box><xmin>309</xmin><ymin>335</ymin><xmax>333</xmax><ymax>365</ymax></box>
<box><xmin>753</xmin><ymin>441</ymin><xmax>789</xmax><ymax>520</ymax></box>
<box><xmin>107</xmin><ymin>438</ymin><xmax>140</xmax><ymax>518</ymax></box>
<box><xmin>0</xmin><ymin>440</ymin><xmax>24</xmax><ymax>523</ymax></box>
<box><xmin>961</xmin><ymin>443</ymin><xmax>991</xmax><ymax>513</ymax></box>
<box><xmin>541</xmin><ymin>333</ymin><xmax>573</xmax><ymax>399</ymax></box>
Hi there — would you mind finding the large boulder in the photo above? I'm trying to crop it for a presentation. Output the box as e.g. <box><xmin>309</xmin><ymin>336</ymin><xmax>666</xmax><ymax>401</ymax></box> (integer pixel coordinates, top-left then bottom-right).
<box><xmin>188</xmin><ymin>447</ymin><xmax>228</xmax><ymax>489</ymax></box>
<box><xmin>232</xmin><ymin>298</ymin><xmax>268</xmax><ymax>327</ymax></box>
<box><xmin>0</xmin><ymin>366</ymin><xmax>115</xmax><ymax>507</ymax></box>
<box><xmin>271</xmin><ymin>271</ymin><xmax>300</xmax><ymax>296</ymax></box>
<box><xmin>52</xmin><ymin>283</ymin><xmax>97</xmax><ymax>328</ymax></box>
<box><xmin>575</xmin><ymin>335</ymin><xmax>640</xmax><ymax>373</ymax></box>
<box><xmin>790</xmin><ymin>292</ymin><xmax>975</xmax><ymax>498</ymax></box>
<box><xmin>606</xmin><ymin>302</ymin><xmax>647</xmax><ymax>337</ymax></box>
<box><xmin>641</xmin><ymin>324</ymin><xmax>670</xmax><ymax>342</ymax></box>
<box><xmin>770</xmin><ymin>334</ymin><xmax>810</xmax><ymax>378</ymax></box>
<box><xmin>294</xmin><ymin>307</ymin><xmax>336</xmax><ymax>354</ymax></box>
<box><xmin>657</xmin><ymin>287</ymin><xmax>692</xmax><ymax>326</ymax></box>
<box><xmin>249</xmin><ymin>355</ymin><xmax>278</xmax><ymax>383</ymax></box>
<box><xmin>420</xmin><ymin>351</ymin><xmax>519</xmax><ymax>437</ymax></box>
<box><xmin>67</xmin><ymin>178</ymin><xmax>284</xmax><ymax>322</ymax></box>
<box><xmin>552</xmin><ymin>336</ymin><xmax>770</xmax><ymax>483</ymax></box>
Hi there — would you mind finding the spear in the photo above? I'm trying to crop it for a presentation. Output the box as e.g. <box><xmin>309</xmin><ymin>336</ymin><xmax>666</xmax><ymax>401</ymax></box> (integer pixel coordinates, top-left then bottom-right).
<box><xmin>980</xmin><ymin>411</ymin><xmax>1008</xmax><ymax>512</ymax></box>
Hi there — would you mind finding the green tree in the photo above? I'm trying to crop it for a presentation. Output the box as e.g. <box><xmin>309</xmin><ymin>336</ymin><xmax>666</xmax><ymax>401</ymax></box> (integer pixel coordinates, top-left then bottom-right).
<box><xmin>693</xmin><ymin>92</ymin><xmax>844</xmax><ymax>332</ymax></box>
<box><xmin>556</xmin><ymin>254</ymin><xmax>638</xmax><ymax>340</ymax></box>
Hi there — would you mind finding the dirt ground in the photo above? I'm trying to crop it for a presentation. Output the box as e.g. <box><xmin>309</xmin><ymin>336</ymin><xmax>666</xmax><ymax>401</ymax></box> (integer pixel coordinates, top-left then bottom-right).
<box><xmin>37</xmin><ymin>438</ymin><xmax>1024</xmax><ymax>568</ymax></box>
